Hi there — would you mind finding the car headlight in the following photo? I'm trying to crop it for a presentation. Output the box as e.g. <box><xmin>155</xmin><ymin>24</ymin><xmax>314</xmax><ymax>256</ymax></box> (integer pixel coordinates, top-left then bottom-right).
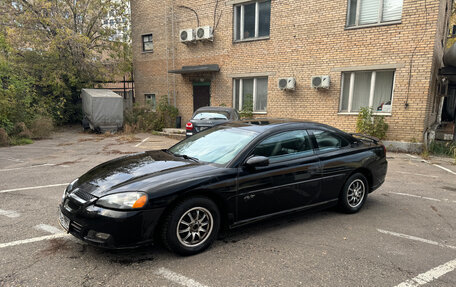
<box><xmin>96</xmin><ymin>192</ymin><xmax>148</xmax><ymax>210</ymax></box>
<box><xmin>63</xmin><ymin>178</ymin><xmax>78</xmax><ymax>199</ymax></box>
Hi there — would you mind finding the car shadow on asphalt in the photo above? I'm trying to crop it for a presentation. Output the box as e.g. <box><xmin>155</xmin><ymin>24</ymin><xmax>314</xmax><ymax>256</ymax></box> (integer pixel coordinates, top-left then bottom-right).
<box><xmin>70</xmin><ymin>195</ymin><xmax>388</xmax><ymax>262</ymax></box>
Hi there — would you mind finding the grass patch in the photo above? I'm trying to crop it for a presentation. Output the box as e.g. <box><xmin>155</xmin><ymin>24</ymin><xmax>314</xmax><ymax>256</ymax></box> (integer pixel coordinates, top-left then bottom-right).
<box><xmin>9</xmin><ymin>137</ymin><xmax>33</xmax><ymax>145</ymax></box>
<box><xmin>428</xmin><ymin>141</ymin><xmax>456</xmax><ymax>164</ymax></box>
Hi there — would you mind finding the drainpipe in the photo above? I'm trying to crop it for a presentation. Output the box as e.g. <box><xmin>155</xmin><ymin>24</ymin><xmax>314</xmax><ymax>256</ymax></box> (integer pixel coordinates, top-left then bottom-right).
<box><xmin>172</xmin><ymin>2</ymin><xmax>176</xmax><ymax>107</ymax></box>
<box><xmin>165</xmin><ymin>3</ymin><xmax>170</xmax><ymax>103</ymax></box>
<box><xmin>425</xmin><ymin>89</ymin><xmax>446</xmax><ymax>147</ymax></box>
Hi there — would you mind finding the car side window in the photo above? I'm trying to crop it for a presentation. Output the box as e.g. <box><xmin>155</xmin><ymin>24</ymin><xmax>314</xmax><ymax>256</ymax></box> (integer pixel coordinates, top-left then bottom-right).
<box><xmin>310</xmin><ymin>129</ymin><xmax>349</xmax><ymax>152</ymax></box>
<box><xmin>252</xmin><ymin>130</ymin><xmax>313</xmax><ymax>162</ymax></box>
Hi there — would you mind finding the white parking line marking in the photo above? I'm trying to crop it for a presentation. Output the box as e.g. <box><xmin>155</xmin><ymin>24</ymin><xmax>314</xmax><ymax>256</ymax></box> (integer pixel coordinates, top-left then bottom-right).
<box><xmin>395</xmin><ymin>171</ymin><xmax>438</xmax><ymax>178</ymax></box>
<box><xmin>6</xmin><ymin>158</ymin><xmax>24</xmax><ymax>163</ymax></box>
<box><xmin>377</xmin><ymin>229</ymin><xmax>456</xmax><ymax>250</ymax></box>
<box><xmin>0</xmin><ymin>233</ymin><xmax>70</xmax><ymax>249</ymax></box>
<box><xmin>395</xmin><ymin>258</ymin><xmax>456</xmax><ymax>287</ymax></box>
<box><xmin>34</xmin><ymin>224</ymin><xmax>62</xmax><ymax>234</ymax></box>
<box><xmin>0</xmin><ymin>209</ymin><xmax>20</xmax><ymax>218</ymax></box>
<box><xmin>433</xmin><ymin>164</ymin><xmax>456</xmax><ymax>175</ymax></box>
<box><xmin>0</xmin><ymin>183</ymin><xmax>69</xmax><ymax>194</ymax></box>
<box><xmin>155</xmin><ymin>267</ymin><xmax>209</xmax><ymax>287</ymax></box>
<box><xmin>0</xmin><ymin>163</ymin><xmax>56</xmax><ymax>172</ymax></box>
<box><xmin>406</xmin><ymin>154</ymin><xmax>418</xmax><ymax>159</ymax></box>
<box><xmin>134</xmin><ymin>137</ymin><xmax>150</xmax><ymax>147</ymax></box>
<box><xmin>388</xmin><ymin>192</ymin><xmax>442</xmax><ymax>202</ymax></box>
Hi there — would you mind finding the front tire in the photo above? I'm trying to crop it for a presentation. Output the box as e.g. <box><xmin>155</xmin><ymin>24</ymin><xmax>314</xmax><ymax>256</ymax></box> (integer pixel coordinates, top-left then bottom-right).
<box><xmin>160</xmin><ymin>197</ymin><xmax>220</xmax><ymax>256</ymax></box>
<box><xmin>339</xmin><ymin>173</ymin><xmax>368</xmax><ymax>213</ymax></box>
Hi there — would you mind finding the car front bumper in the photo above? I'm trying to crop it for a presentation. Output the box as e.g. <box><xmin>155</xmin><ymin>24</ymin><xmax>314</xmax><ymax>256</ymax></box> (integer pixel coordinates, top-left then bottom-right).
<box><xmin>59</xmin><ymin>197</ymin><xmax>165</xmax><ymax>249</ymax></box>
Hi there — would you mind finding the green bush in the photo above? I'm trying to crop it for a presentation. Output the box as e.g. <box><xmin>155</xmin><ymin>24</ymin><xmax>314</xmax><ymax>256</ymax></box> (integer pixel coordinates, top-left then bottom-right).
<box><xmin>29</xmin><ymin>117</ymin><xmax>54</xmax><ymax>139</ymax></box>
<box><xmin>124</xmin><ymin>96</ymin><xmax>179</xmax><ymax>132</ymax></box>
<box><xmin>239</xmin><ymin>94</ymin><xmax>253</xmax><ymax>119</ymax></box>
<box><xmin>0</xmin><ymin>128</ymin><xmax>8</xmax><ymax>146</ymax></box>
<box><xmin>356</xmin><ymin>107</ymin><xmax>389</xmax><ymax>140</ymax></box>
<box><xmin>13</xmin><ymin>122</ymin><xmax>32</xmax><ymax>139</ymax></box>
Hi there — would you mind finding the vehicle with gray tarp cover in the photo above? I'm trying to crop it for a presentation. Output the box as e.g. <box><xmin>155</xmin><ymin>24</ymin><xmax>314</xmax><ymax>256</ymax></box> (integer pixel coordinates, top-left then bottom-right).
<box><xmin>81</xmin><ymin>89</ymin><xmax>123</xmax><ymax>132</ymax></box>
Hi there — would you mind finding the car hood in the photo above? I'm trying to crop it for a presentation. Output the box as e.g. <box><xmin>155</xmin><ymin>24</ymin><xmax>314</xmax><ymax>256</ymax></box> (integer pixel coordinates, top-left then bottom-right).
<box><xmin>73</xmin><ymin>150</ymin><xmax>211</xmax><ymax>197</ymax></box>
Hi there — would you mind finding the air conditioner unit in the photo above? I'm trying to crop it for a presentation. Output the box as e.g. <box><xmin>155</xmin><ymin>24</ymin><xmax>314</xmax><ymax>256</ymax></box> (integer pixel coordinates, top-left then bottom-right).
<box><xmin>311</xmin><ymin>76</ymin><xmax>330</xmax><ymax>89</ymax></box>
<box><xmin>278</xmin><ymin>77</ymin><xmax>296</xmax><ymax>90</ymax></box>
<box><xmin>196</xmin><ymin>26</ymin><xmax>213</xmax><ymax>41</ymax></box>
<box><xmin>180</xmin><ymin>29</ymin><xmax>195</xmax><ymax>43</ymax></box>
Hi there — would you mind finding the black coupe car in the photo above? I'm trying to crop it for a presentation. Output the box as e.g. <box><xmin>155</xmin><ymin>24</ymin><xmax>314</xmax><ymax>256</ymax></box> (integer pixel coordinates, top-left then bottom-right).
<box><xmin>59</xmin><ymin>120</ymin><xmax>387</xmax><ymax>255</ymax></box>
<box><xmin>186</xmin><ymin>106</ymin><xmax>240</xmax><ymax>137</ymax></box>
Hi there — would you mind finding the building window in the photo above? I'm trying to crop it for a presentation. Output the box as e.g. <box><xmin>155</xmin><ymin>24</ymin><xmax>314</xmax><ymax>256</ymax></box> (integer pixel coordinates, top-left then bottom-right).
<box><xmin>233</xmin><ymin>77</ymin><xmax>268</xmax><ymax>113</ymax></box>
<box><xmin>142</xmin><ymin>34</ymin><xmax>153</xmax><ymax>52</ymax></box>
<box><xmin>145</xmin><ymin>94</ymin><xmax>156</xmax><ymax>109</ymax></box>
<box><xmin>340</xmin><ymin>70</ymin><xmax>395</xmax><ymax>114</ymax></box>
<box><xmin>347</xmin><ymin>0</ymin><xmax>403</xmax><ymax>27</ymax></box>
<box><xmin>234</xmin><ymin>0</ymin><xmax>271</xmax><ymax>41</ymax></box>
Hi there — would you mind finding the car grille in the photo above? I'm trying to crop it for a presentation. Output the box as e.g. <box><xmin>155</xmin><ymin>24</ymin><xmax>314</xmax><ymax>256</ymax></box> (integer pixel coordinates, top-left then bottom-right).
<box><xmin>73</xmin><ymin>189</ymin><xmax>97</xmax><ymax>202</ymax></box>
<box><xmin>70</xmin><ymin>221</ymin><xmax>84</xmax><ymax>235</ymax></box>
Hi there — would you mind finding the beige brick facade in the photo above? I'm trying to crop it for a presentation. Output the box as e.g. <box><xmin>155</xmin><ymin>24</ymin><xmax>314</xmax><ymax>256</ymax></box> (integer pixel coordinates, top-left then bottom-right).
<box><xmin>132</xmin><ymin>0</ymin><xmax>452</xmax><ymax>142</ymax></box>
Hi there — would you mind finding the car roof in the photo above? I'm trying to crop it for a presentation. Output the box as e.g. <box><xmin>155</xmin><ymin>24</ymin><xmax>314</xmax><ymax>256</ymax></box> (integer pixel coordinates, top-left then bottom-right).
<box><xmin>220</xmin><ymin>118</ymin><xmax>347</xmax><ymax>134</ymax></box>
<box><xmin>194</xmin><ymin>106</ymin><xmax>237</xmax><ymax>113</ymax></box>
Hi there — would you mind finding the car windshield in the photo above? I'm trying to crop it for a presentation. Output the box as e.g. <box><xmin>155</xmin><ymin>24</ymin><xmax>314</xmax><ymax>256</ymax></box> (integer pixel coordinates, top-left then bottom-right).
<box><xmin>168</xmin><ymin>127</ymin><xmax>258</xmax><ymax>165</ymax></box>
<box><xmin>192</xmin><ymin>112</ymin><xmax>229</xmax><ymax>120</ymax></box>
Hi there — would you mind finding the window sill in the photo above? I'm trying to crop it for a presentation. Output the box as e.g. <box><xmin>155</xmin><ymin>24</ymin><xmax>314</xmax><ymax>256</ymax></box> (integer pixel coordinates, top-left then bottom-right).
<box><xmin>345</xmin><ymin>21</ymin><xmax>401</xmax><ymax>30</ymax></box>
<box><xmin>253</xmin><ymin>112</ymin><xmax>267</xmax><ymax>115</ymax></box>
<box><xmin>338</xmin><ymin>112</ymin><xmax>392</xmax><ymax>116</ymax></box>
<box><xmin>233</xmin><ymin>36</ymin><xmax>270</xmax><ymax>44</ymax></box>
<box><xmin>141</xmin><ymin>50</ymin><xmax>154</xmax><ymax>54</ymax></box>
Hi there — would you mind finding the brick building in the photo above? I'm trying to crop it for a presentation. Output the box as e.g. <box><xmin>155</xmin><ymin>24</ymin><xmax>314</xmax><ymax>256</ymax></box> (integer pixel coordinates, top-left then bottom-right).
<box><xmin>131</xmin><ymin>0</ymin><xmax>453</xmax><ymax>145</ymax></box>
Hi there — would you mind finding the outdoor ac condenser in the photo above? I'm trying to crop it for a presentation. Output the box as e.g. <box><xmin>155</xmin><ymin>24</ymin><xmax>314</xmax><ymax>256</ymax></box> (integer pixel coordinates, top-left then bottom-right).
<box><xmin>311</xmin><ymin>76</ymin><xmax>330</xmax><ymax>89</ymax></box>
<box><xmin>196</xmin><ymin>26</ymin><xmax>213</xmax><ymax>41</ymax></box>
<box><xmin>278</xmin><ymin>78</ymin><xmax>296</xmax><ymax>90</ymax></box>
<box><xmin>180</xmin><ymin>29</ymin><xmax>195</xmax><ymax>43</ymax></box>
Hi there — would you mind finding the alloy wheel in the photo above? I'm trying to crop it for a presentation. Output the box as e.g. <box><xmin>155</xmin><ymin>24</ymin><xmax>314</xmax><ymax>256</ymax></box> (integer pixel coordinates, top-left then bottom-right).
<box><xmin>347</xmin><ymin>179</ymin><xmax>365</xmax><ymax>208</ymax></box>
<box><xmin>176</xmin><ymin>207</ymin><xmax>213</xmax><ymax>248</ymax></box>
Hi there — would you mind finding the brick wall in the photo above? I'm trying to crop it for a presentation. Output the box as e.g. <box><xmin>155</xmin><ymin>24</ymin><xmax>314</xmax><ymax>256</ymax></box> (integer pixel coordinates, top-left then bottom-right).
<box><xmin>131</xmin><ymin>0</ymin><xmax>452</xmax><ymax>142</ymax></box>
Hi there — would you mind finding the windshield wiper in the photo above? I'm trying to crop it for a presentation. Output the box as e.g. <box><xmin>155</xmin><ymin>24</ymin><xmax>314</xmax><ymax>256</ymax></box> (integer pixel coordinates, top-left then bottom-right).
<box><xmin>174</xmin><ymin>153</ymin><xmax>199</xmax><ymax>162</ymax></box>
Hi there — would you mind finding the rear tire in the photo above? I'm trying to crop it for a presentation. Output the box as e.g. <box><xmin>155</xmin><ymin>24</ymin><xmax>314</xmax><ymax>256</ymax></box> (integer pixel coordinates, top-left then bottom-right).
<box><xmin>339</xmin><ymin>173</ymin><xmax>368</xmax><ymax>214</ymax></box>
<box><xmin>160</xmin><ymin>197</ymin><xmax>220</xmax><ymax>256</ymax></box>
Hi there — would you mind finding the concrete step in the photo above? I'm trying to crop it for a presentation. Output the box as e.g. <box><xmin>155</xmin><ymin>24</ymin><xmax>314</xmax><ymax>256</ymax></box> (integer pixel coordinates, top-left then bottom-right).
<box><xmin>162</xmin><ymin>128</ymin><xmax>186</xmax><ymax>134</ymax></box>
<box><xmin>159</xmin><ymin>130</ymin><xmax>186</xmax><ymax>141</ymax></box>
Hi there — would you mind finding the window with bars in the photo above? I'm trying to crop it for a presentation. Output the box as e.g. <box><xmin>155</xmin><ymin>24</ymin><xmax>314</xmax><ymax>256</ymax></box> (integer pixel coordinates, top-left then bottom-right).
<box><xmin>234</xmin><ymin>0</ymin><xmax>271</xmax><ymax>41</ymax></box>
<box><xmin>233</xmin><ymin>77</ymin><xmax>268</xmax><ymax>113</ymax></box>
<box><xmin>347</xmin><ymin>0</ymin><xmax>403</xmax><ymax>27</ymax></box>
<box><xmin>142</xmin><ymin>34</ymin><xmax>153</xmax><ymax>52</ymax></box>
<box><xmin>340</xmin><ymin>70</ymin><xmax>395</xmax><ymax>114</ymax></box>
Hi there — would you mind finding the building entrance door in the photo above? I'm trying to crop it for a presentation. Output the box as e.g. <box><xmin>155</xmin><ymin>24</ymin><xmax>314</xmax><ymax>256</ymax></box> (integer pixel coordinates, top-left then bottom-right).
<box><xmin>193</xmin><ymin>84</ymin><xmax>210</xmax><ymax>112</ymax></box>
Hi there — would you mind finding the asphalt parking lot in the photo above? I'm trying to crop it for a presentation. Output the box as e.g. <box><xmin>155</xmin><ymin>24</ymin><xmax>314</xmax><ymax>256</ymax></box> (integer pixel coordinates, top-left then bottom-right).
<box><xmin>0</xmin><ymin>128</ymin><xmax>455</xmax><ymax>287</ymax></box>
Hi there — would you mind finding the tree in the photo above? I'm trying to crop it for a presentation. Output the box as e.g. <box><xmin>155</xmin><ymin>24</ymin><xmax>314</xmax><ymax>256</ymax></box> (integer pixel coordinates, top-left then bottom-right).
<box><xmin>0</xmin><ymin>0</ymin><xmax>131</xmax><ymax>124</ymax></box>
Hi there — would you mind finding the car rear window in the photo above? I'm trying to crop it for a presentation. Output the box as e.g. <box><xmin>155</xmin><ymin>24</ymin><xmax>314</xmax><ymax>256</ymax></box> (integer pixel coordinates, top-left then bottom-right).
<box><xmin>193</xmin><ymin>112</ymin><xmax>229</xmax><ymax>120</ymax></box>
<box><xmin>310</xmin><ymin>129</ymin><xmax>349</xmax><ymax>151</ymax></box>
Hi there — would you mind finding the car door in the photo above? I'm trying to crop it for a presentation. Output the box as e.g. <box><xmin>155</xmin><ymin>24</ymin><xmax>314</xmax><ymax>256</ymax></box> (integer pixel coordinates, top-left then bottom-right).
<box><xmin>308</xmin><ymin>129</ymin><xmax>353</xmax><ymax>202</ymax></box>
<box><xmin>236</xmin><ymin>130</ymin><xmax>321</xmax><ymax>221</ymax></box>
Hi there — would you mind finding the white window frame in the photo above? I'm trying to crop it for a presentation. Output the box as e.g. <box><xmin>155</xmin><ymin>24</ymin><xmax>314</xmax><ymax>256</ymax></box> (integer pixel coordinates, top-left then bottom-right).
<box><xmin>339</xmin><ymin>70</ymin><xmax>395</xmax><ymax>115</ymax></box>
<box><xmin>142</xmin><ymin>34</ymin><xmax>153</xmax><ymax>52</ymax></box>
<box><xmin>233</xmin><ymin>0</ymin><xmax>270</xmax><ymax>42</ymax></box>
<box><xmin>346</xmin><ymin>0</ymin><xmax>403</xmax><ymax>28</ymax></box>
<box><xmin>232</xmin><ymin>77</ymin><xmax>268</xmax><ymax>114</ymax></box>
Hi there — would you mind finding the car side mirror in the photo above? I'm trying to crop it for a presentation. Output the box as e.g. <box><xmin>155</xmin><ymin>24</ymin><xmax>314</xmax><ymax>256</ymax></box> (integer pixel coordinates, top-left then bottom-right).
<box><xmin>244</xmin><ymin>156</ymin><xmax>269</xmax><ymax>168</ymax></box>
